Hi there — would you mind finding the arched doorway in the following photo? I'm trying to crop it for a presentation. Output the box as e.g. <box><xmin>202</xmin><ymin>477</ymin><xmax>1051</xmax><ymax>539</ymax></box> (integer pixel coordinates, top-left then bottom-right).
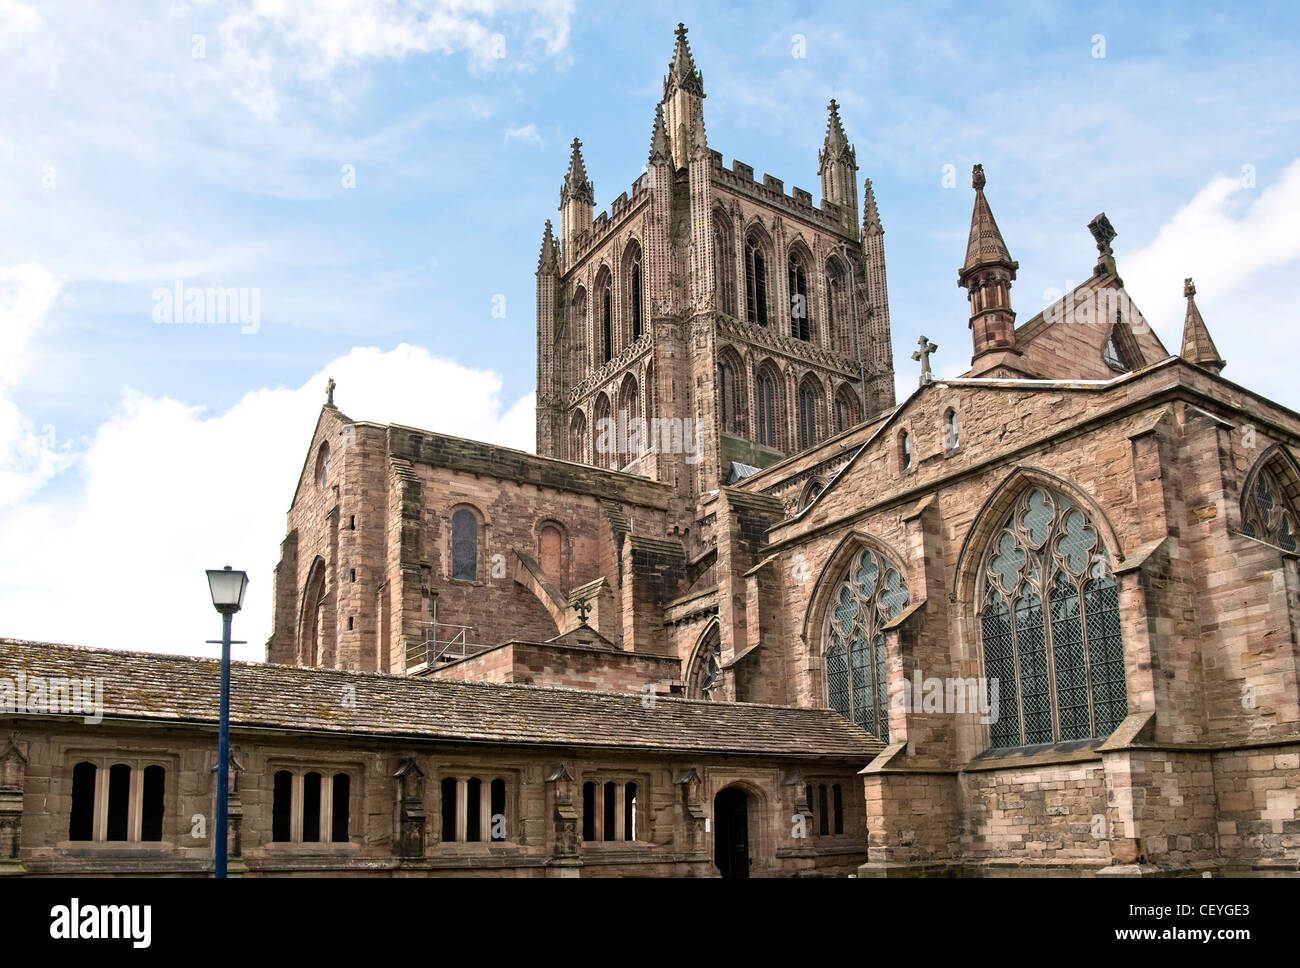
<box><xmin>713</xmin><ymin>786</ymin><xmax>750</xmax><ymax>879</ymax></box>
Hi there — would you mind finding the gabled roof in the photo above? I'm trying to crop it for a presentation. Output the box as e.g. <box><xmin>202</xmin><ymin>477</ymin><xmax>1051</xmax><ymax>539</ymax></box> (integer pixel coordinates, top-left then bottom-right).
<box><xmin>0</xmin><ymin>639</ymin><xmax>882</xmax><ymax>760</ymax></box>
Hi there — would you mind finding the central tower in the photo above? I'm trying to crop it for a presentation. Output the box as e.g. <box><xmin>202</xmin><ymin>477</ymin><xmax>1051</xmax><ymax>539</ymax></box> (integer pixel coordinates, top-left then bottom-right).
<box><xmin>536</xmin><ymin>24</ymin><xmax>896</xmax><ymax>510</ymax></box>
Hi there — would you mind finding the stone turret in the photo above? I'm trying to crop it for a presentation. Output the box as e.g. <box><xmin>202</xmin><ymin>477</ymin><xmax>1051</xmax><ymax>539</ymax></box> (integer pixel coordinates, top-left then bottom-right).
<box><xmin>559</xmin><ymin>138</ymin><xmax>594</xmax><ymax>267</ymax></box>
<box><xmin>819</xmin><ymin>99</ymin><xmax>859</xmax><ymax>238</ymax></box>
<box><xmin>1179</xmin><ymin>277</ymin><xmax>1226</xmax><ymax>374</ymax></box>
<box><xmin>662</xmin><ymin>23</ymin><xmax>705</xmax><ymax>171</ymax></box>
<box><xmin>959</xmin><ymin>164</ymin><xmax>1019</xmax><ymax>367</ymax></box>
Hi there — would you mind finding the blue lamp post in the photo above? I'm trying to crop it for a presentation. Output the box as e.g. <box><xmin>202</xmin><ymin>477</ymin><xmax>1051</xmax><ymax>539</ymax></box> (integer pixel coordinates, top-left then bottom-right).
<box><xmin>205</xmin><ymin>565</ymin><xmax>248</xmax><ymax>879</ymax></box>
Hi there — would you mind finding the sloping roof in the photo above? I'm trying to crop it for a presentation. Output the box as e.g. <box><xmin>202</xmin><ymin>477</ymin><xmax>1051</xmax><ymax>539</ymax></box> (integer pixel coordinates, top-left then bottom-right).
<box><xmin>0</xmin><ymin>639</ymin><xmax>881</xmax><ymax>760</ymax></box>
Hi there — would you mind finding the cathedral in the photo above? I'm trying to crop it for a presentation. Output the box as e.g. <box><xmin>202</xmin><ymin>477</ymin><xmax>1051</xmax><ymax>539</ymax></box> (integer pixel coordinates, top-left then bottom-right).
<box><xmin>2</xmin><ymin>24</ymin><xmax>1298</xmax><ymax>878</ymax></box>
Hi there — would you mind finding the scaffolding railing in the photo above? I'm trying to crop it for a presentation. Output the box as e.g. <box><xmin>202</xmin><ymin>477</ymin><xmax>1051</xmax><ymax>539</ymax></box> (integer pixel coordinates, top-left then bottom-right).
<box><xmin>406</xmin><ymin>622</ymin><xmax>481</xmax><ymax>671</ymax></box>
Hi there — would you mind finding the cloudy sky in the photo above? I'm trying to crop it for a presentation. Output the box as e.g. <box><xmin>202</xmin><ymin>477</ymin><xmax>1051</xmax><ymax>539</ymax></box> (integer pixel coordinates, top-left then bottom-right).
<box><xmin>2</xmin><ymin>0</ymin><xmax>1298</xmax><ymax>660</ymax></box>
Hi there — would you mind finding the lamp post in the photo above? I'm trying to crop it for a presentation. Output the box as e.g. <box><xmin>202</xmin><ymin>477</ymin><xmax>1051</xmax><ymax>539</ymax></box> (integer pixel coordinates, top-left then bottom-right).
<box><xmin>205</xmin><ymin>565</ymin><xmax>248</xmax><ymax>879</ymax></box>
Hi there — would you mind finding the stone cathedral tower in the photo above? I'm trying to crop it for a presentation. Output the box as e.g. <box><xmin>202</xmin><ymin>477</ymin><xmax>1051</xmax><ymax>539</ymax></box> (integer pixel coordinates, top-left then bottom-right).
<box><xmin>536</xmin><ymin>23</ymin><xmax>896</xmax><ymax>510</ymax></box>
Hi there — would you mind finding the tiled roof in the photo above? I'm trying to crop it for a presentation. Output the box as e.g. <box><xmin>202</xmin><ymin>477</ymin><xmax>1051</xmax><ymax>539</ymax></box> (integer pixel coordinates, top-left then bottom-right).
<box><xmin>0</xmin><ymin>638</ymin><xmax>882</xmax><ymax>760</ymax></box>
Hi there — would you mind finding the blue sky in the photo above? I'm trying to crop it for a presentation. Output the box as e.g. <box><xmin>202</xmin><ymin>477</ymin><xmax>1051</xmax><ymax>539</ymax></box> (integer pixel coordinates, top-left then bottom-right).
<box><xmin>2</xmin><ymin>0</ymin><xmax>1298</xmax><ymax>658</ymax></box>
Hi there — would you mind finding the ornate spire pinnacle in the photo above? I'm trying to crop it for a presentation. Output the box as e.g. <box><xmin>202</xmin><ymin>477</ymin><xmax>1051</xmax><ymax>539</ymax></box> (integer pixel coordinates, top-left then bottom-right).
<box><xmin>961</xmin><ymin>164</ymin><xmax>1017</xmax><ymax>280</ymax></box>
<box><xmin>537</xmin><ymin>219</ymin><xmax>557</xmax><ymax>272</ymax></box>
<box><xmin>560</xmin><ymin>137</ymin><xmax>594</xmax><ymax>206</ymax></box>
<box><xmin>648</xmin><ymin>102</ymin><xmax>670</xmax><ymax>166</ymax></box>
<box><xmin>690</xmin><ymin>110</ymin><xmax>708</xmax><ymax>159</ymax></box>
<box><xmin>663</xmin><ymin>22</ymin><xmax>704</xmax><ymax>99</ymax></box>
<box><xmin>1180</xmin><ymin>277</ymin><xmax>1226</xmax><ymax>374</ymax></box>
<box><xmin>862</xmin><ymin>177</ymin><xmax>882</xmax><ymax>236</ymax></box>
<box><xmin>818</xmin><ymin>99</ymin><xmax>856</xmax><ymax>174</ymax></box>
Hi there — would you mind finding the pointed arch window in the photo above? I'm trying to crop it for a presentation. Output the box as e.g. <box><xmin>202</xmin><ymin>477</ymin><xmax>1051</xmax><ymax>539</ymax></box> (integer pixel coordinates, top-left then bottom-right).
<box><xmin>451</xmin><ymin>508</ymin><xmax>479</xmax><ymax>581</ymax></box>
<box><xmin>688</xmin><ymin>625</ymin><xmax>723</xmax><ymax>700</ymax></box>
<box><xmin>718</xmin><ymin>358</ymin><xmax>744</xmax><ymax>436</ymax></box>
<box><xmin>755</xmin><ymin>368</ymin><xmax>781</xmax><ymax>450</ymax></box>
<box><xmin>568</xmin><ymin>410</ymin><xmax>587</xmax><ymax>464</ymax></box>
<box><xmin>978</xmin><ymin>487</ymin><xmax>1127</xmax><ymax>749</ymax></box>
<box><xmin>833</xmin><ymin>386</ymin><xmax>859</xmax><ymax>434</ymax></box>
<box><xmin>899</xmin><ymin>430</ymin><xmax>911</xmax><ymax>471</ymax></box>
<box><xmin>826</xmin><ymin>257</ymin><xmax>852</xmax><ymax>353</ymax></box>
<box><xmin>745</xmin><ymin>234</ymin><xmax>768</xmax><ymax>327</ymax></box>
<box><xmin>627</xmin><ymin>244</ymin><xmax>643</xmax><ymax>340</ymax></box>
<box><xmin>797</xmin><ymin>379</ymin><xmax>820</xmax><ymax>451</ymax></box>
<box><xmin>823</xmin><ymin>548</ymin><xmax>908</xmax><ymax>741</ymax></box>
<box><xmin>1242</xmin><ymin>459</ymin><xmax>1298</xmax><ymax>551</ymax></box>
<box><xmin>713</xmin><ymin>216</ymin><xmax>735</xmax><ymax>315</ymax></box>
<box><xmin>597</xmin><ymin>269</ymin><xmax>613</xmax><ymax>363</ymax></box>
<box><xmin>788</xmin><ymin>252</ymin><xmax>811</xmax><ymax>341</ymax></box>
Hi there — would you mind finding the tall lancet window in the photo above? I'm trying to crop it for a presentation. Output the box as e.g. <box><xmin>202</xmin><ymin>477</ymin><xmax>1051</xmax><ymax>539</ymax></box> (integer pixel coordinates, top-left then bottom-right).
<box><xmin>755</xmin><ymin>367</ymin><xmax>781</xmax><ymax>450</ymax></box>
<box><xmin>596</xmin><ymin>267</ymin><xmax>613</xmax><ymax>364</ymax></box>
<box><xmin>826</xmin><ymin>257</ymin><xmax>852</xmax><ymax>354</ymax></box>
<box><xmin>788</xmin><ymin>251</ymin><xmax>811</xmax><ymax>341</ymax></box>
<box><xmin>823</xmin><ymin>548</ymin><xmax>909</xmax><ymax>741</ymax></box>
<box><xmin>745</xmin><ymin>234</ymin><xmax>768</xmax><ymax>327</ymax></box>
<box><xmin>627</xmin><ymin>243</ymin><xmax>643</xmax><ymax>341</ymax></box>
<box><xmin>712</xmin><ymin>216</ymin><xmax>735</xmax><ymax>315</ymax></box>
<box><xmin>978</xmin><ymin>487</ymin><xmax>1127</xmax><ymax>749</ymax></box>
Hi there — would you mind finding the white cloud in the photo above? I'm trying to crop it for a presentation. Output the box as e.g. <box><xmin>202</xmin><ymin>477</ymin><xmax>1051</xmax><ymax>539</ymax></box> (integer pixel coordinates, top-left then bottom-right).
<box><xmin>1125</xmin><ymin>158</ymin><xmax>1300</xmax><ymax>337</ymax></box>
<box><xmin>504</xmin><ymin>123</ymin><xmax>543</xmax><ymax>146</ymax></box>
<box><xmin>0</xmin><ymin>343</ymin><xmax>534</xmax><ymax>661</ymax></box>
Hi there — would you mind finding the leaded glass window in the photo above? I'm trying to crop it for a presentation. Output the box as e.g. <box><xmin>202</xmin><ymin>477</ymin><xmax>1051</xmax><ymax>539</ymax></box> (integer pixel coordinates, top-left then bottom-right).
<box><xmin>788</xmin><ymin>252</ymin><xmax>810</xmax><ymax>341</ymax></box>
<box><xmin>451</xmin><ymin>508</ymin><xmax>479</xmax><ymax>581</ymax></box>
<box><xmin>1242</xmin><ymin>462</ymin><xmax>1298</xmax><ymax>552</ymax></box>
<box><xmin>978</xmin><ymin>487</ymin><xmax>1127</xmax><ymax>748</ymax></box>
<box><xmin>689</xmin><ymin>626</ymin><xmax>723</xmax><ymax>700</ymax></box>
<box><xmin>745</xmin><ymin>235</ymin><xmax>768</xmax><ymax>327</ymax></box>
<box><xmin>823</xmin><ymin>548</ymin><xmax>909</xmax><ymax>741</ymax></box>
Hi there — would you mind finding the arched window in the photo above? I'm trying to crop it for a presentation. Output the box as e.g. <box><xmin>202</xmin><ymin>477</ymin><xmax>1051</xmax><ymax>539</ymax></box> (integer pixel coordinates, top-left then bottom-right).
<box><xmin>568</xmin><ymin>410</ymin><xmax>587</xmax><ymax>464</ymax></box>
<box><xmin>1242</xmin><ymin>454</ymin><xmax>1298</xmax><ymax>551</ymax></box>
<box><xmin>451</xmin><ymin>508</ymin><xmax>479</xmax><ymax>581</ymax></box>
<box><xmin>316</xmin><ymin>443</ymin><xmax>331</xmax><ymax>487</ymax></box>
<box><xmin>570</xmin><ymin>286</ymin><xmax>588</xmax><ymax>374</ymax></box>
<box><xmin>943</xmin><ymin>408</ymin><xmax>960</xmax><ymax>450</ymax></box>
<box><xmin>627</xmin><ymin>243</ymin><xmax>643</xmax><ymax>341</ymax></box>
<box><xmin>617</xmin><ymin>374</ymin><xmax>639</xmax><ymax>469</ymax></box>
<box><xmin>978</xmin><ymin>487</ymin><xmax>1127</xmax><ymax>748</ymax></box>
<box><xmin>717</xmin><ymin>351</ymin><xmax>744</xmax><ymax>436</ymax></box>
<box><xmin>596</xmin><ymin>267</ymin><xmax>613</xmax><ymax>363</ymax></box>
<box><xmin>299</xmin><ymin>556</ymin><xmax>327</xmax><ymax>667</ymax></box>
<box><xmin>69</xmin><ymin>761</ymin><xmax>96</xmax><ymax>841</ymax></box>
<box><xmin>745</xmin><ymin>233</ymin><xmax>768</xmax><ymax>327</ymax></box>
<box><xmin>833</xmin><ymin>386</ymin><xmax>860</xmax><ymax>433</ymax></box>
<box><xmin>687</xmin><ymin>624</ymin><xmax>723</xmax><ymax>700</ymax></box>
<box><xmin>592</xmin><ymin>393</ymin><xmax>612</xmax><ymax>469</ymax></box>
<box><xmin>712</xmin><ymin>215</ymin><xmax>735</xmax><ymax>315</ymax></box>
<box><xmin>788</xmin><ymin>250</ymin><xmax>811</xmax><ymax>341</ymax></box>
<box><xmin>799</xmin><ymin>479</ymin><xmax>825</xmax><ymax>511</ymax></box>
<box><xmin>899</xmin><ymin>430</ymin><xmax>911</xmax><ymax>471</ymax></box>
<box><xmin>755</xmin><ymin>366</ymin><xmax>783</xmax><ymax>451</ymax></box>
<box><xmin>826</xmin><ymin>256</ymin><xmax>852</xmax><ymax>353</ymax></box>
<box><xmin>797</xmin><ymin>378</ymin><xmax>821</xmax><ymax>451</ymax></box>
<box><xmin>823</xmin><ymin>548</ymin><xmax>909</xmax><ymax>741</ymax></box>
<box><xmin>538</xmin><ymin>523</ymin><xmax>565</xmax><ymax>585</ymax></box>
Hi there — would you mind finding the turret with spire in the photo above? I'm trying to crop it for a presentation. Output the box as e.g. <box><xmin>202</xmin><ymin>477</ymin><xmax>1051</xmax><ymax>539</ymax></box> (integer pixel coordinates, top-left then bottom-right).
<box><xmin>1179</xmin><ymin>277</ymin><xmax>1226</xmax><ymax>374</ymax></box>
<box><xmin>662</xmin><ymin>23</ymin><xmax>705</xmax><ymax>171</ymax></box>
<box><xmin>959</xmin><ymin>164</ymin><xmax>1019</xmax><ymax>366</ymax></box>
<box><xmin>819</xmin><ymin>99</ymin><xmax>859</xmax><ymax>238</ymax></box>
<box><xmin>535</xmin><ymin>219</ymin><xmax>562</xmax><ymax>455</ymax></box>
<box><xmin>558</xmin><ymin>138</ymin><xmax>594</xmax><ymax>267</ymax></box>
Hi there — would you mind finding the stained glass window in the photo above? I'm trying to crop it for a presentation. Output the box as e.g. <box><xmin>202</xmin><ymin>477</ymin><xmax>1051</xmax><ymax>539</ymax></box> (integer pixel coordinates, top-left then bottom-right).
<box><xmin>451</xmin><ymin>508</ymin><xmax>478</xmax><ymax>581</ymax></box>
<box><xmin>688</xmin><ymin>626</ymin><xmax>724</xmax><ymax>700</ymax></box>
<box><xmin>1242</xmin><ymin>462</ymin><xmax>1298</xmax><ymax>552</ymax></box>
<box><xmin>978</xmin><ymin>486</ymin><xmax>1127</xmax><ymax>748</ymax></box>
<box><xmin>745</xmin><ymin>235</ymin><xmax>768</xmax><ymax>327</ymax></box>
<box><xmin>823</xmin><ymin>548</ymin><xmax>909</xmax><ymax>741</ymax></box>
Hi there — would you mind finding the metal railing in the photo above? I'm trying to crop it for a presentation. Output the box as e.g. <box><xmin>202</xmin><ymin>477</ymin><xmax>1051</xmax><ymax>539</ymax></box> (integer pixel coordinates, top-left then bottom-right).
<box><xmin>406</xmin><ymin>622</ymin><xmax>481</xmax><ymax>671</ymax></box>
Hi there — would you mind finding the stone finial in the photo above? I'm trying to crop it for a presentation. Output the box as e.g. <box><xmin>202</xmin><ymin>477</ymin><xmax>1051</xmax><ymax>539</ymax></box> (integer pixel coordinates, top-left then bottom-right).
<box><xmin>1180</xmin><ymin>277</ymin><xmax>1226</xmax><ymax>374</ymax></box>
<box><xmin>648</xmin><ymin>102</ymin><xmax>670</xmax><ymax>166</ymax></box>
<box><xmin>960</xmin><ymin>164</ymin><xmax>1016</xmax><ymax>280</ymax></box>
<box><xmin>560</xmin><ymin>137</ymin><xmax>595</xmax><ymax>205</ymax></box>
<box><xmin>1089</xmin><ymin>212</ymin><xmax>1118</xmax><ymax>274</ymax></box>
<box><xmin>572</xmin><ymin>597</ymin><xmax>592</xmax><ymax>625</ymax></box>
<box><xmin>972</xmin><ymin>163</ymin><xmax>986</xmax><ymax>191</ymax></box>
<box><xmin>664</xmin><ymin>22</ymin><xmax>704</xmax><ymax>98</ymax></box>
<box><xmin>911</xmin><ymin>336</ymin><xmax>939</xmax><ymax>386</ymax></box>
<box><xmin>537</xmin><ymin>219</ymin><xmax>558</xmax><ymax>273</ymax></box>
<box><xmin>862</xmin><ymin>177</ymin><xmax>882</xmax><ymax>236</ymax></box>
<box><xmin>325</xmin><ymin>377</ymin><xmax>336</xmax><ymax>408</ymax></box>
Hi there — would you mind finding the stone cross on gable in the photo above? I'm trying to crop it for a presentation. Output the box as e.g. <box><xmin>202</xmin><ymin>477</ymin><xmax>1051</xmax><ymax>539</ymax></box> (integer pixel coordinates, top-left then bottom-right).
<box><xmin>911</xmin><ymin>336</ymin><xmax>938</xmax><ymax>386</ymax></box>
<box><xmin>325</xmin><ymin>377</ymin><xmax>336</xmax><ymax>408</ymax></box>
<box><xmin>1184</xmin><ymin>277</ymin><xmax>1196</xmax><ymax>299</ymax></box>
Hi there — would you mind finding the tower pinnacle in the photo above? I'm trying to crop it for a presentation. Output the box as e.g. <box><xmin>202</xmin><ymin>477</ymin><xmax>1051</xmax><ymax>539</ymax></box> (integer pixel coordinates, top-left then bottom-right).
<box><xmin>1180</xmin><ymin>277</ymin><xmax>1226</xmax><ymax>374</ymax></box>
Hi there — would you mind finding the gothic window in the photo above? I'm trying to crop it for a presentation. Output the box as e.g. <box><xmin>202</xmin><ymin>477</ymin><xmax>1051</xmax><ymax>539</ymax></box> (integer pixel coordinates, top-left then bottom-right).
<box><xmin>596</xmin><ymin>267</ymin><xmax>613</xmax><ymax>363</ymax></box>
<box><xmin>788</xmin><ymin>251</ymin><xmax>811</xmax><ymax>341</ymax></box>
<box><xmin>316</xmin><ymin>443</ymin><xmax>330</xmax><ymax>487</ymax></box>
<box><xmin>570</xmin><ymin>287</ymin><xmax>588</xmax><ymax>373</ymax></box>
<box><xmin>799</xmin><ymin>479</ymin><xmax>825</xmax><ymax>511</ymax></box>
<box><xmin>943</xmin><ymin>408</ymin><xmax>960</xmax><ymax>450</ymax></box>
<box><xmin>581</xmin><ymin>778</ymin><xmax>640</xmax><ymax>841</ymax></box>
<box><xmin>1242</xmin><ymin>458</ymin><xmax>1298</xmax><ymax>551</ymax></box>
<box><xmin>717</xmin><ymin>352</ymin><xmax>745</xmax><ymax>436</ymax></box>
<box><xmin>713</xmin><ymin>215</ymin><xmax>735</xmax><ymax>315</ymax></box>
<box><xmin>826</xmin><ymin>257</ymin><xmax>852</xmax><ymax>354</ymax></box>
<box><xmin>628</xmin><ymin>244</ymin><xmax>643</xmax><ymax>340</ymax></box>
<box><xmin>803</xmin><ymin>784</ymin><xmax>845</xmax><ymax>837</ymax></box>
<box><xmin>977</xmin><ymin>487</ymin><xmax>1128</xmax><ymax>749</ymax></box>
<box><xmin>451</xmin><ymin>508</ymin><xmax>479</xmax><ymax>581</ymax></box>
<box><xmin>300</xmin><ymin>556</ymin><xmax>328</xmax><ymax>667</ymax></box>
<box><xmin>899</xmin><ymin>430</ymin><xmax>912</xmax><ymax>471</ymax></box>
<box><xmin>593</xmin><ymin>394</ymin><xmax>612</xmax><ymax>469</ymax></box>
<box><xmin>755</xmin><ymin>366</ymin><xmax>782</xmax><ymax>450</ymax></box>
<box><xmin>538</xmin><ymin>523</ymin><xmax>565</xmax><ymax>586</ymax></box>
<box><xmin>616</xmin><ymin>374</ymin><xmax>639</xmax><ymax>469</ymax></box>
<box><xmin>833</xmin><ymin>386</ymin><xmax>860</xmax><ymax>433</ymax></box>
<box><xmin>441</xmin><ymin>776</ymin><xmax>509</xmax><ymax>843</ymax></box>
<box><xmin>1103</xmin><ymin>327</ymin><xmax>1129</xmax><ymax>371</ymax></box>
<box><xmin>68</xmin><ymin>760</ymin><xmax>169</xmax><ymax>842</ymax></box>
<box><xmin>569</xmin><ymin>411</ymin><xmax>587</xmax><ymax>464</ymax></box>
<box><xmin>687</xmin><ymin>625</ymin><xmax>723</xmax><ymax>700</ymax></box>
<box><xmin>797</xmin><ymin>378</ymin><xmax>821</xmax><ymax>450</ymax></box>
<box><xmin>823</xmin><ymin>548</ymin><xmax>910</xmax><ymax>741</ymax></box>
<box><xmin>745</xmin><ymin>234</ymin><xmax>768</xmax><ymax>327</ymax></box>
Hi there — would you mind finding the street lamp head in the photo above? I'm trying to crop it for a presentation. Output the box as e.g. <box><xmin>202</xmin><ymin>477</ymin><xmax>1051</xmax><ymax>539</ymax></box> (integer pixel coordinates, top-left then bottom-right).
<box><xmin>206</xmin><ymin>566</ymin><xmax>249</xmax><ymax>614</ymax></box>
